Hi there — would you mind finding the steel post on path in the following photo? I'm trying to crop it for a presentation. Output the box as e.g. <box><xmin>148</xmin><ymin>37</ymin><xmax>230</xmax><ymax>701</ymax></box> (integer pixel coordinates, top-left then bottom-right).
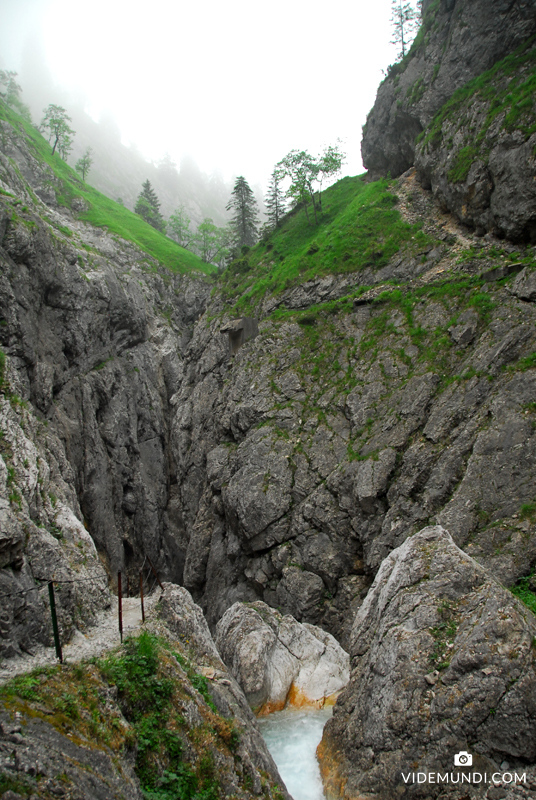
<box><xmin>48</xmin><ymin>581</ymin><xmax>63</xmax><ymax>664</ymax></box>
<box><xmin>139</xmin><ymin>571</ymin><xmax>145</xmax><ymax>623</ymax></box>
<box><xmin>118</xmin><ymin>571</ymin><xmax>123</xmax><ymax>643</ymax></box>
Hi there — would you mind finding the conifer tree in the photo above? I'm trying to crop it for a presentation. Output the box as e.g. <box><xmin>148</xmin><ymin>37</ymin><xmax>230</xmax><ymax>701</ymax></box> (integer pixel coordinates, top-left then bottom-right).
<box><xmin>390</xmin><ymin>0</ymin><xmax>418</xmax><ymax>61</ymax></box>
<box><xmin>134</xmin><ymin>180</ymin><xmax>165</xmax><ymax>232</ymax></box>
<box><xmin>265</xmin><ymin>168</ymin><xmax>286</xmax><ymax>231</ymax></box>
<box><xmin>226</xmin><ymin>176</ymin><xmax>259</xmax><ymax>249</ymax></box>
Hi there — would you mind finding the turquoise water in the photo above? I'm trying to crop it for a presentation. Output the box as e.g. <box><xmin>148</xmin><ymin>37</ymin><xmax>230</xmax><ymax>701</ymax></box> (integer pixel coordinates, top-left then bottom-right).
<box><xmin>258</xmin><ymin>707</ymin><xmax>332</xmax><ymax>800</ymax></box>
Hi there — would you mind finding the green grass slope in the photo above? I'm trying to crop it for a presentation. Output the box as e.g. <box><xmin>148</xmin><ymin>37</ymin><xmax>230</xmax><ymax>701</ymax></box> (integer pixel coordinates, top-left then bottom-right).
<box><xmin>218</xmin><ymin>175</ymin><xmax>435</xmax><ymax>315</ymax></box>
<box><xmin>0</xmin><ymin>101</ymin><xmax>211</xmax><ymax>275</ymax></box>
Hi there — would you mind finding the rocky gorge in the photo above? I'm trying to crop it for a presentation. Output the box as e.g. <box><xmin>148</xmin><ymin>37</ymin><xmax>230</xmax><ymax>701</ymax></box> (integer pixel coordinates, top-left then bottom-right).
<box><xmin>1</xmin><ymin>0</ymin><xmax>536</xmax><ymax>796</ymax></box>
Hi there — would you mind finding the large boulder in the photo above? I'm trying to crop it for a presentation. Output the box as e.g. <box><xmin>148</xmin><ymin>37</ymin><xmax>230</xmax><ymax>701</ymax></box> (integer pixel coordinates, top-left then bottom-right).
<box><xmin>215</xmin><ymin>601</ymin><xmax>349</xmax><ymax>713</ymax></box>
<box><xmin>318</xmin><ymin>525</ymin><xmax>536</xmax><ymax>799</ymax></box>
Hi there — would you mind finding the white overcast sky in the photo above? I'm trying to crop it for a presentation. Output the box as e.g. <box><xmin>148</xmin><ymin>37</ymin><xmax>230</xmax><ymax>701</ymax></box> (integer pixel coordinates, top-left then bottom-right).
<box><xmin>1</xmin><ymin>0</ymin><xmax>399</xmax><ymax>187</ymax></box>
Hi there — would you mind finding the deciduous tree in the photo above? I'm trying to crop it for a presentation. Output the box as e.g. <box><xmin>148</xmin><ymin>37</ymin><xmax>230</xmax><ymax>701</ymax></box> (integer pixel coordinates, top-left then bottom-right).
<box><xmin>168</xmin><ymin>204</ymin><xmax>193</xmax><ymax>248</ymax></box>
<box><xmin>278</xmin><ymin>149</ymin><xmax>319</xmax><ymax>223</ymax></box>
<box><xmin>317</xmin><ymin>142</ymin><xmax>345</xmax><ymax>209</ymax></box>
<box><xmin>134</xmin><ymin>180</ymin><xmax>165</xmax><ymax>232</ymax></box>
<box><xmin>193</xmin><ymin>218</ymin><xmax>232</xmax><ymax>265</ymax></box>
<box><xmin>0</xmin><ymin>70</ymin><xmax>31</xmax><ymax>121</ymax></box>
<box><xmin>277</xmin><ymin>142</ymin><xmax>345</xmax><ymax>224</ymax></box>
<box><xmin>75</xmin><ymin>147</ymin><xmax>93</xmax><ymax>181</ymax></box>
<box><xmin>40</xmin><ymin>104</ymin><xmax>75</xmax><ymax>158</ymax></box>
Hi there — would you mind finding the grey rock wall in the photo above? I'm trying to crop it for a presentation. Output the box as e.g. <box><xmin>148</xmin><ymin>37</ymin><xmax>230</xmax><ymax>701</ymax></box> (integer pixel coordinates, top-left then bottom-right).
<box><xmin>361</xmin><ymin>0</ymin><xmax>536</xmax><ymax>240</ymax></box>
<box><xmin>1</xmin><ymin>107</ymin><xmax>536</xmax><ymax>668</ymax></box>
<box><xmin>319</xmin><ymin>525</ymin><xmax>536</xmax><ymax>799</ymax></box>
<box><xmin>361</xmin><ymin>0</ymin><xmax>536</xmax><ymax>178</ymax></box>
<box><xmin>0</xmin><ymin>118</ymin><xmax>211</xmax><ymax>658</ymax></box>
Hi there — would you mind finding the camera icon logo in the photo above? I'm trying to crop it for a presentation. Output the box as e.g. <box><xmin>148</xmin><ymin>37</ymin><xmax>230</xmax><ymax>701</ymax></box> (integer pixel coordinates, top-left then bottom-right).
<box><xmin>454</xmin><ymin>751</ymin><xmax>473</xmax><ymax>767</ymax></box>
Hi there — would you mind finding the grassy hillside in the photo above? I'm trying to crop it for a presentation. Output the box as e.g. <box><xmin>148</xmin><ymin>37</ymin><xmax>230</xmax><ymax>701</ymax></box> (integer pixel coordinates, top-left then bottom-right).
<box><xmin>218</xmin><ymin>175</ymin><xmax>436</xmax><ymax>315</ymax></box>
<box><xmin>0</xmin><ymin>101</ymin><xmax>212</xmax><ymax>275</ymax></box>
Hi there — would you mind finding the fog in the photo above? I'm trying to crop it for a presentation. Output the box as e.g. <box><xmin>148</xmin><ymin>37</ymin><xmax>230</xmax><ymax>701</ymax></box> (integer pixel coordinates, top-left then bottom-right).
<box><xmin>1</xmin><ymin>0</ymin><xmax>399</xmax><ymax>191</ymax></box>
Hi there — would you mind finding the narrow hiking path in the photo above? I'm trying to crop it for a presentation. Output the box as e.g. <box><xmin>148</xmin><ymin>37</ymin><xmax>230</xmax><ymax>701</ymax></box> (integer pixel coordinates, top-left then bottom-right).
<box><xmin>0</xmin><ymin>593</ymin><xmax>161</xmax><ymax>685</ymax></box>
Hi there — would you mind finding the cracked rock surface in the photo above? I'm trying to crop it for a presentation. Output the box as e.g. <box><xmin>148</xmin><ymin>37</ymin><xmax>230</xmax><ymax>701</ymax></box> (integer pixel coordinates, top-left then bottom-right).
<box><xmin>319</xmin><ymin>525</ymin><xmax>536</xmax><ymax>799</ymax></box>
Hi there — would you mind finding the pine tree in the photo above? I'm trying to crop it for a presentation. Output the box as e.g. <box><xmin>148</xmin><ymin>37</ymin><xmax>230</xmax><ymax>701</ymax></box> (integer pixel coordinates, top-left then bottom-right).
<box><xmin>265</xmin><ymin>168</ymin><xmax>286</xmax><ymax>231</ymax></box>
<box><xmin>390</xmin><ymin>0</ymin><xmax>418</xmax><ymax>61</ymax></box>
<box><xmin>226</xmin><ymin>176</ymin><xmax>260</xmax><ymax>249</ymax></box>
<box><xmin>134</xmin><ymin>180</ymin><xmax>165</xmax><ymax>232</ymax></box>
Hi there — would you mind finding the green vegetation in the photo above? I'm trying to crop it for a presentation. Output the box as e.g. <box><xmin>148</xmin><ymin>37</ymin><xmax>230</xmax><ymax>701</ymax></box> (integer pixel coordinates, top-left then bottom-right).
<box><xmin>429</xmin><ymin>600</ymin><xmax>458</xmax><ymax>670</ymax></box>
<box><xmin>381</xmin><ymin>0</ymin><xmax>440</xmax><ymax>83</ymax></box>
<box><xmin>0</xmin><ymin>633</ymin><xmax>248</xmax><ymax>800</ymax></box>
<box><xmin>419</xmin><ymin>35</ymin><xmax>536</xmax><ymax>182</ymax></box>
<box><xmin>0</xmin><ymin>100</ymin><xmax>211</xmax><ymax>275</ymax></box>
<box><xmin>511</xmin><ymin>571</ymin><xmax>536</xmax><ymax>617</ymax></box>
<box><xmin>520</xmin><ymin>502</ymin><xmax>536</xmax><ymax>522</ymax></box>
<box><xmin>219</xmin><ymin>175</ymin><xmax>435</xmax><ymax>315</ymax></box>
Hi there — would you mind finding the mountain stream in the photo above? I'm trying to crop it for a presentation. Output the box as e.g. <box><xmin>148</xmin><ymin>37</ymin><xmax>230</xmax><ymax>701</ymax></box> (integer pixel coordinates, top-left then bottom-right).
<box><xmin>258</xmin><ymin>707</ymin><xmax>332</xmax><ymax>800</ymax></box>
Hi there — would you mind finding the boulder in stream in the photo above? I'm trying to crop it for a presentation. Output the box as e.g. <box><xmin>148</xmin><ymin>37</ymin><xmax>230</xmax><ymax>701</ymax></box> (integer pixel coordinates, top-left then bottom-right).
<box><xmin>215</xmin><ymin>601</ymin><xmax>349</xmax><ymax>713</ymax></box>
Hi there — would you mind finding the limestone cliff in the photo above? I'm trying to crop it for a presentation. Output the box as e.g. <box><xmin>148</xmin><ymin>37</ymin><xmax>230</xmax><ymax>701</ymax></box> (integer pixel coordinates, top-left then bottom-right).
<box><xmin>361</xmin><ymin>0</ymin><xmax>536</xmax><ymax>239</ymax></box>
<box><xmin>1</xmin><ymin>106</ymin><xmax>536</xmax><ymax>663</ymax></box>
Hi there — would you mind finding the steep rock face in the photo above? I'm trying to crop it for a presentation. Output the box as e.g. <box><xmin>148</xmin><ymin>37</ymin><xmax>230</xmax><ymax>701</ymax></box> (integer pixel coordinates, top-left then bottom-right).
<box><xmin>361</xmin><ymin>0</ymin><xmax>536</xmax><ymax>178</ymax></box>
<box><xmin>0</xmin><ymin>356</ymin><xmax>109</xmax><ymax>660</ymax></box>
<box><xmin>415</xmin><ymin>39</ymin><xmax>536</xmax><ymax>242</ymax></box>
<box><xmin>2</xmin><ymin>106</ymin><xmax>536</xmax><ymax>666</ymax></box>
<box><xmin>318</xmin><ymin>525</ymin><xmax>536</xmax><ymax>800</ymax></box>
<box><xmin>0</xmin><ymin>117</ymin><xmax>210</xmax><ymax>657</ymax></box>
<box><xmin>172</xmin><ymin>252</ymin><xmax>536</xmax><ymax>647</ymax></box>
<box><xmin>214</xmin><ymin>601</ymin><xmax>349</xmax><ymax>712</ymax></box>
<box><xmin>361</xmin><ymin>0</ymin><xmax>536</xmax><ymax>239</ymax></box>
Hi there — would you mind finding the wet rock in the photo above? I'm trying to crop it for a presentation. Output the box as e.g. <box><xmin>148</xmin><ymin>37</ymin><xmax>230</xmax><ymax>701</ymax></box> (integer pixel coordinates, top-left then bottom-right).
<box><xmin>509</xmin><ymin>267</ymin><xmax>536</xmax><ymax>302</ymax></box>
<box><xmin>215</xmin><ymin>601</ymin><xmax>349</xmax><ymax>712</ymax></box>
<box><xmin>319</xmin><ymin>525</ymin><xmax>536</xmax><ymax>799</ymax></box>
<box><xmin>354</xmin><ymin>448</ymin><xmax>397</xmax><ymax>513</ymax></box>
<box><xmin>362</xmin><ymin>0</ymin><xmax>536</xmax><ymax>179</ymax></box>
<box><xmin>448</xmin><ymin>309</ymin><xmax>479</xmax><ymax>346</ymax></box>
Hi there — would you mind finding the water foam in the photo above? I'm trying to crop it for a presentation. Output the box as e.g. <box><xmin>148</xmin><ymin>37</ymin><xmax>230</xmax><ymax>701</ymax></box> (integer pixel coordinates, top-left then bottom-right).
<box><xmin>258</xmin><ymin>707</ymin><xmax>332</xmax><ymax>800</ymax></box>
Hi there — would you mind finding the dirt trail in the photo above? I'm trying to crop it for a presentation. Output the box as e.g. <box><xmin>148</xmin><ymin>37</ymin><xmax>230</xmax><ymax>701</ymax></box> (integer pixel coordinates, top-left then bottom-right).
<box><xmin>0</xmin><ymin>593</ymin><xmax>161</xmax><ymax>685</ymax></box>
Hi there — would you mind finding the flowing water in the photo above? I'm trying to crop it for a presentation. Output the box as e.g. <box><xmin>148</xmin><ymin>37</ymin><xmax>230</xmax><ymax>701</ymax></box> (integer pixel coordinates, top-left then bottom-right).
<box><xmin>258</xmin><ymin>707</ymin><xmax>332</xmax><ymax>800</ymax></box>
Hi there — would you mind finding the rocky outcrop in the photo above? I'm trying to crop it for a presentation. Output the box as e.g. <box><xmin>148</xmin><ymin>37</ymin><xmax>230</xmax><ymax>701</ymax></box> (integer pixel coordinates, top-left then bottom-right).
<box><xmin>0</xmin><ymin>584</ymin><xmax>291</xmax><ymax>800</ymax></box>
<box><xmin>361</xmin><ymin>0</ymin><xmax>536</xmax><ymax>240</ymax></box>
<box><xmin>415</xmin><ymin>38</ymin><xmax>536</xmax><ymax>242</ymax></box>
<box><xmin>215</xmin><ymin>601</ymin><xmax>349</xmax><ymax>712</ymax></box>
<box><xmin>0</xmin><ymin>356</ymin><xmax>109</xmax><ymax>660</ymax></box>
<box><xmin>318</xmin><ymin>525</ymin><xmax>536</xmax><ymax>799</ymax></box>
<box><xmin>362</xmin><ymin>0</ymin><xmax>536</xmax><ymax>178</ymax></box>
